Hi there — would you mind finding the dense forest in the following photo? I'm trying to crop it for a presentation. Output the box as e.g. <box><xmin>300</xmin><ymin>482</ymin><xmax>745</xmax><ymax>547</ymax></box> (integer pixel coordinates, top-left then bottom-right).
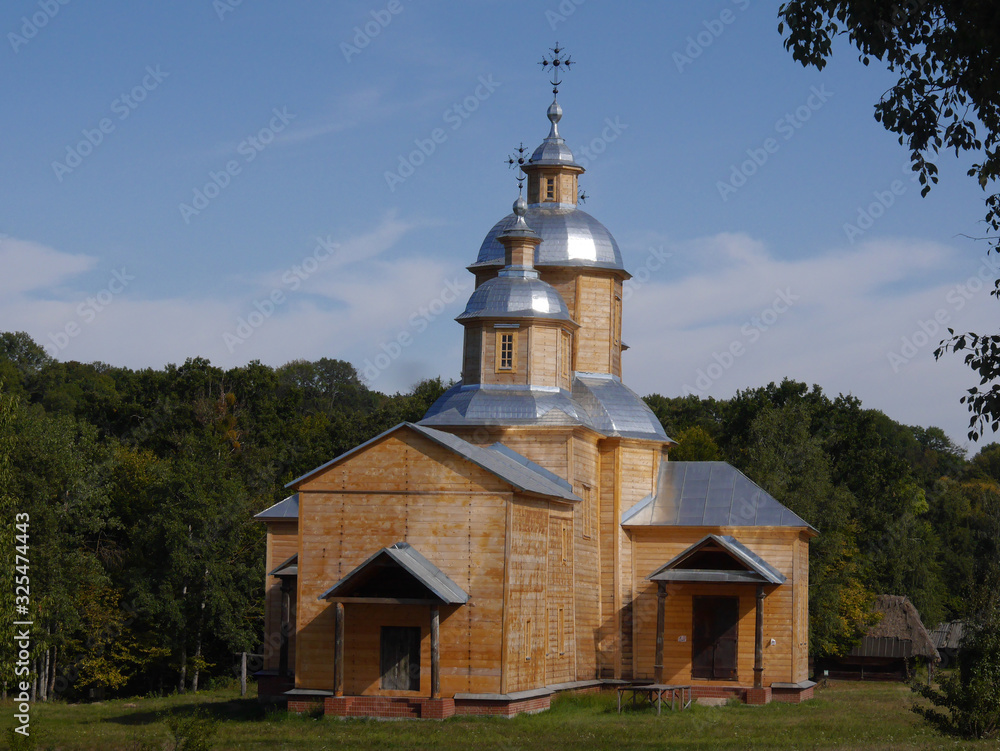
<box><xmin>0</xmin><ymin>330</ymin><xmax>997</xmax><ymax>701</ymax></box>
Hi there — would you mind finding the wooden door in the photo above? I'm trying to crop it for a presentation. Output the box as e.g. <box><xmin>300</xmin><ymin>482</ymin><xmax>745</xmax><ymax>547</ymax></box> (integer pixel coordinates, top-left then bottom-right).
<box><xmin>380</xmin><ymin>626</ymin><xmax>420</xmax><ymax>690</ymax></box>
<box><xmin>692</xmin><ymin>596</ymin><xmax>739</xmax><ymax>680</ymax></box>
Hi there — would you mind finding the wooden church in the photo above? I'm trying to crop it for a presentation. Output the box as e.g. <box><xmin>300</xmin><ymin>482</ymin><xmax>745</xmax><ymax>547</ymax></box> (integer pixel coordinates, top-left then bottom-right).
<box><xmin>255</xmin><ymin>52</ymin><xmax>817</xmax><ymax>718</ymax></box>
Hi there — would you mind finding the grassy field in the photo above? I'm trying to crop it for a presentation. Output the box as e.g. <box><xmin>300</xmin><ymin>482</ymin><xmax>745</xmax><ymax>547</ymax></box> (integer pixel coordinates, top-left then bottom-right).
<box><xmin>1</xmin><ymin>680</ymin><xmax>992</xmax><ymax>750</ymax></box>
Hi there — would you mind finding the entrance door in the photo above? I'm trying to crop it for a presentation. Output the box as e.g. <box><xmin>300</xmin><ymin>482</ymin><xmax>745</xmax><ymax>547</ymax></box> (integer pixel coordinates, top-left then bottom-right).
<box><xmin>380</xmin><ymin>626</ymin><xmax>421</xmax><ymax>690</ymax></box>
<box><xmin>692</xmin><ymin>596</ymin><xmax>739</xmax><ymax>680</ymax></box>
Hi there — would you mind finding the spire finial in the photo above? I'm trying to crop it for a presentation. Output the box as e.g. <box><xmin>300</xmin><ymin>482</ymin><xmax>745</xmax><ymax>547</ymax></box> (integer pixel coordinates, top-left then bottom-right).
<box><xmin>539</xmin><ymin>43</ymin><xmax>573</xmax><ymax>98</ymax></box>
<box><xmin>507</xmin><ymin>142</ymin><xmax>529</xmax><ymax>195</ymax></box>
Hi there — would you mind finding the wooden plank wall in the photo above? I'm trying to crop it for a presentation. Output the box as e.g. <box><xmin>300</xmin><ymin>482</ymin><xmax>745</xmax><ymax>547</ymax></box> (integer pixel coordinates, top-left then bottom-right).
<box><xmin>630</xmin><ymin>526</ymin><xmax>803</xmax><ymax>686</ymax></box>
<box><xmin>527</xmin><ymin>325</ymin><xmax>560</xmax><ymax>389</ymax></box>
<box><xmin>611</xmin><ymin>281</ymin><xmax>622</xmax><ymax>378</ymax></box>
<box><xmin>617</xmin><ymin>443</ymin><xmax>660</xmax><ymax>679</ymax></box>
<box><xmin>542</xmin><ymin>269</ymin><xmax>578</xmax><ymax>325</ymax></box>
<box><xmin>504</xmin><ymin>498</ymin><xmax>548</xmax><ymax>692</ymax></box>
<box><xmin>575</xmin><ymin>275</ymin><xmax>613</xmax><ymax>374</ymax></box>
<box><xmin>597</xmin><ymin>441</ymin><xmax>619</xmax><ymax>677</ymax></box>
<box><xmin>793</xmin><ymin>535</ymin><xmax>810</xmax><ymax>682</ymax></box>
<box><xmin>545</xmin><ymin>506</ymin><xmax>576</xmax><ymax>686</ymax></box>
<box><xmin>263</xmin><ymin>521</ymin><xmax>298</xmax><ymax>672</ymax></box>
<box><xmin>294</xmin><ymin>430</ymin><xmax>509</xmax><ymax>696</ymax></box>
<box><xmin>572</xmin><ymin>433</ymin><xmax>601</xmax><ymax>680</ymax></box>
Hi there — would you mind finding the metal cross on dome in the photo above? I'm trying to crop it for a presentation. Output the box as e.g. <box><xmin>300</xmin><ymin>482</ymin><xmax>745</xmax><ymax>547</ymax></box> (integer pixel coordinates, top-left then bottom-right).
<box><xmin>539</xmin><ymin>43</ymin><xmax>573</xmax><ymax>96</ymax></box>
<box><xmin>507</xmin><ymin>142</ymin><xmax>529</xmax><ymax>194</ymax></box>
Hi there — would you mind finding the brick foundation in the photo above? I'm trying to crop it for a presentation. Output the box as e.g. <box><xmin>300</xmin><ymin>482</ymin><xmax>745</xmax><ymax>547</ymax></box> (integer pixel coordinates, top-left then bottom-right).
<box><xmin>745</xmin><ymin>687</ymin><xmax>772</xmax><ymax>705</ymax></box>
<box><xmin>324</xmin><ymin>696</ymin><xmax>458</xmax><ymax>719</ymax></box>
<box><xmin>690</xmin><ymin>685</ymin><xmax>746</xmax><ymax>702</ymax></box>
<box><xmin>287</xmin><ymin>697</ymin><xmax>324</xmax><ymax>714</ymax></box>
<box><xmin>772</xmin><ymin>685</ymin><xmax>814</xmax><ymax>703</ymax></box>
<box><xmin>453</xmin><ymin>695</ymin><xmax>551</xmax><ymax>717</ymax></box>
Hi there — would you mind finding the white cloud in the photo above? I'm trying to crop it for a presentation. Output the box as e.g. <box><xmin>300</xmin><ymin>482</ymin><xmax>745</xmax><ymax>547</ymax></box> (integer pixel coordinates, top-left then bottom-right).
<box><xmin>0</xmin><ymin>238</ymin><xmax>96</xmax><ymax>296</ymax></box>
<box><xmin>623</xmin><ymin>232</ymin><xmax>999</xmax><ymax>451</ymax></box>
<box><xmin>7</xmin><ymin>225</ymin><xmax>1000</xmax><ymax>449</ymax></box>
<box><xmin>0</xmin><ymin>217</ymin><xmax>468</xmax><ymax>392</ymax></box>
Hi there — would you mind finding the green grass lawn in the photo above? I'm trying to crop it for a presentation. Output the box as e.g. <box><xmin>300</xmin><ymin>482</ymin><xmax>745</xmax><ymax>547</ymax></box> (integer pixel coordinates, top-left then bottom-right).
<box><xmin>1</xmin><ymin>680</ymin><xmax>992</xmax><ymax>750</ymax></box>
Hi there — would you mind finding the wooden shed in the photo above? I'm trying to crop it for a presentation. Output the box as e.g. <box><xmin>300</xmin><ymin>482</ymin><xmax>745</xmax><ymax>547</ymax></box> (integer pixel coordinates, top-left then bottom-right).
<box><xmin>930</xmin><ymin>621</ymin><xmax>965</xmax><ymax>668</ymax></box>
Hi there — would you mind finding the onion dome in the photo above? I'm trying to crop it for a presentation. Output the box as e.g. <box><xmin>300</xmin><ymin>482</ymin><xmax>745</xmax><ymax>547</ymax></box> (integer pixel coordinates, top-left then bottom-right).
<box><xmin>457</xmin><ymin>196</ymin><xmax>574</xmax><ymax>323</ymax></box>
<box><xmin>529</xmin><ymin>99</ymin><xmax>580</xmax><ymax>167</ymax></box>
<box><xmin>472</xmin><ymin>205</ymin><xmax>624</xmax><ymax>271</ymax></box>
<box><xmin>456</xmin><ymin>271</ymin><xmax>573</xmax><ymax>323</ymax></box>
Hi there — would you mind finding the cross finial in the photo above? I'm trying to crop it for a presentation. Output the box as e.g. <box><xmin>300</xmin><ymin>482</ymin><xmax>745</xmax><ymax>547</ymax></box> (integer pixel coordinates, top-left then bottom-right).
<box><xmin>507</xmin><ymin>142</ymin><xmax>529</xmax><ymax>194</ymax></box>
<box><xmin>539</xmin><ymin>43</ymin><xmax>573</xmax><ymax>97</ymax></box>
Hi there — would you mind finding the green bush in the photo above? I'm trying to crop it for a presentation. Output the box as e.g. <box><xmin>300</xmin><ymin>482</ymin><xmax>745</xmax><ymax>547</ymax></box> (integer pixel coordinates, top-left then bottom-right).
<box><xmin>913</xmin><ymin>574</ymin><xmax>1000</xmax><ymax>738</ymax></box>
<box><xmin>165</xmin><ymin>708</ymin><xmax>218</xmax><ymax>751</ymax></box>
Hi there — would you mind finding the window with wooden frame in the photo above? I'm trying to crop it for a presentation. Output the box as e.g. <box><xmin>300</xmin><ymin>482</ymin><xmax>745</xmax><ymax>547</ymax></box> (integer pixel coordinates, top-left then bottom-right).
<box><xmin>581</xmin><ymin>484</ymin><xmax>593</xmax><ymax>539</ymax></box>
<box><xmin>524</xmin><ymin>618</ymin><xmax>533</xmax><ymax>661</ymax></box>
<box><xmin>561</xmin><ymin>522</ymin><xmax>571</xmax><ymax>563</ymax></box>
<box><xmin>560</xmin><ymin>330</ymin><xmax>572</xmax><ymax>381</ymax></box>
<box><xmin>545</xmin><ymin>177</ymin><xmax>555</xmax><ymax>201</ymax></box>
<box><xmin>495</xmin><ymin>330</ymin><xmax>517</xmax><ymax>373</ymax></box>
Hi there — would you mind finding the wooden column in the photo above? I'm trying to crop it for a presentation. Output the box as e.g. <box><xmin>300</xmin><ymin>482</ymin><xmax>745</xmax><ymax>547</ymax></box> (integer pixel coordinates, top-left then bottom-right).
<box><xmin>278</xmin><ymin>579</ymin><xmax>291</xmax><ymax>677</ymax></box>
<box><xmin>430</xmin><ymin>605</ymin><xmax>441</xmax><ymax>699</ymax></box>
<box><xmin>754</xmin><ymin>585</ymin><xmax>764</xmax><ymax>689</ymax></box>
<box><xmin>334</xmin><ymin>602</ymin><xmax>345</xmax><ymax>697</ymax></box>
<box><xmin>654</xmin><ymin>582</ymin><xmax>666</xmax><ymax>684</ymax></box>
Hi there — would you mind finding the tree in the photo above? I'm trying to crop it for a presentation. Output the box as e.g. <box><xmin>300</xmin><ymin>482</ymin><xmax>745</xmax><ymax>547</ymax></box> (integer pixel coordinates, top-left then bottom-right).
<box><xmin>914</xmin><ymin>557</ymin><xmax>1000</xmax><ymax>738</ymax></box>
<box><xmin>0</xmin><ymin>384</ymin><xmax>17</xmax><ymax>697</ymax></box>
<box><xmin>777</xmin><ymin>1</ymin><xmax>1000</xmax><ymax>439</ymax></box>
<box><xmin>668</xmin><ymin>426</ymin><xmax>723</xmax><ymax>461</ymax></box>
<box><xmin>740</xmin><ymin>401</ymin><xmax>878</xmax><ymax>655</ymax></box>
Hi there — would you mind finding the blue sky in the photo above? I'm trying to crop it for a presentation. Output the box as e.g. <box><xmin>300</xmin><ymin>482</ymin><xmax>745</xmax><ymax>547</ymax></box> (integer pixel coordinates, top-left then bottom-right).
<box><xmin>2</xmin><ymin>1</ymin><xmax>996</xmax><ymax>450</ymax></box>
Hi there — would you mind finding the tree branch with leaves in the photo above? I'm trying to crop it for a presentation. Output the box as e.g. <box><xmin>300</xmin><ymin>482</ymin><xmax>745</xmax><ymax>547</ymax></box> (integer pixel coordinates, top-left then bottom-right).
<box><xmin>778</xmin><ymin>1</ymin><xmax>1000</xmax><ymax>439</ymax></box>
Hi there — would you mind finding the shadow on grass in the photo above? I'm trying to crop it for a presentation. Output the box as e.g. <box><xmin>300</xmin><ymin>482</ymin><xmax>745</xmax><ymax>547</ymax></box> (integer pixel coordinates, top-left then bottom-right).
<box><xmin>103</xmin><ymin>697</ymin><xmax>271</xmax><ymax>727</ymax></box>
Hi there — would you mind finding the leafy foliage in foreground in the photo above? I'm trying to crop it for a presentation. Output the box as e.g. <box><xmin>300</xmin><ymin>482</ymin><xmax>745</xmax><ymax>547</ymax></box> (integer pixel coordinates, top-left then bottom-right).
<box><xmin>775</xmin><ymin>3</ymin><xmax>1000</xmax><ymax>438</ymax></box>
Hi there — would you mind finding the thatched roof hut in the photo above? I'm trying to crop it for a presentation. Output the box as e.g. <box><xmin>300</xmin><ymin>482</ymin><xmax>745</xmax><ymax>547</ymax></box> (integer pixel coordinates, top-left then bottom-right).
<box><xmin>849</xmin><ymin>595</ymin><xmax>938</xmax><ymax>661</ymax></box>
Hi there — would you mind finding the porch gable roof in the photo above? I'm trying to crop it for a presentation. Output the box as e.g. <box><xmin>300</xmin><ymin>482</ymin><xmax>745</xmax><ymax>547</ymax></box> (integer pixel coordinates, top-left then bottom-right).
<box><xmin>318</xmin><ymin>542</ymin><xmax>469</xmax><ymax>605</ymax></box>
<box><xmin>646</xmin><ymin>534</ymin><xmax>787</xmax><ymax>585</ymax></box>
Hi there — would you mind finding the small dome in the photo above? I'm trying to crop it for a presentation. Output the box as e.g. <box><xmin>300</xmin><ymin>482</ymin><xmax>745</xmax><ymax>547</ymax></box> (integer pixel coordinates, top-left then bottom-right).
<box><xmin>474</xmin><ymin>205</ymin><xmax>624</xmax><ymax>271</ymax></box>
<box><xmin>528</xmin><ymin>99</ymin><xmax>580</xmax><ymax>167</ymax></box>
<box><xmin>456</xmin><ymin>271</ymin><xmax>573</xmax><ymax>323</ymax></box>
<box><xmin>530</xmin><ymin>138</ymin><xmax>578</xmax><ymax>166</ymax></box>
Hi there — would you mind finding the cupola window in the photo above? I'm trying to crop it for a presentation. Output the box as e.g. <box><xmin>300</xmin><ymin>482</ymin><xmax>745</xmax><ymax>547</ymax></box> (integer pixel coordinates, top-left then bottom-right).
<box><xmin>545</xmin><ymin>177</ymin><xmax>555</xmax><ymax>201</ymax></box>
<box><xmin>496</xmin><ymin>331</ymin><xmax>517</xmax><ymax>372</ymax></box>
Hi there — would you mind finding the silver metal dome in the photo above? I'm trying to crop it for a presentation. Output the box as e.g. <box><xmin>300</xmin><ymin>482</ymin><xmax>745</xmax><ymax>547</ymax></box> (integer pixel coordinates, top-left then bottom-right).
<box><xmin>473</xmin><ymin>205</ymin><xmax>625</xmax><ymax>271</ymax></box>
<box><xmin>528</xmin><ymin>99</ymin><xmax>581</xmax><ymax>167</ymax></box>
<box><xmin>420</xmin><ymin>384</ymin><xmax>592</xmax><ymax>428</ymax></box>
<box><xmin>456</xmin><ymin>269</ymin><xmax>573</xmax><ymax>323</ymax></box>
<box><xmin>420</xmin><ymin>374</ymin><xmax>670</xmax><ymax>442</ymax></box>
